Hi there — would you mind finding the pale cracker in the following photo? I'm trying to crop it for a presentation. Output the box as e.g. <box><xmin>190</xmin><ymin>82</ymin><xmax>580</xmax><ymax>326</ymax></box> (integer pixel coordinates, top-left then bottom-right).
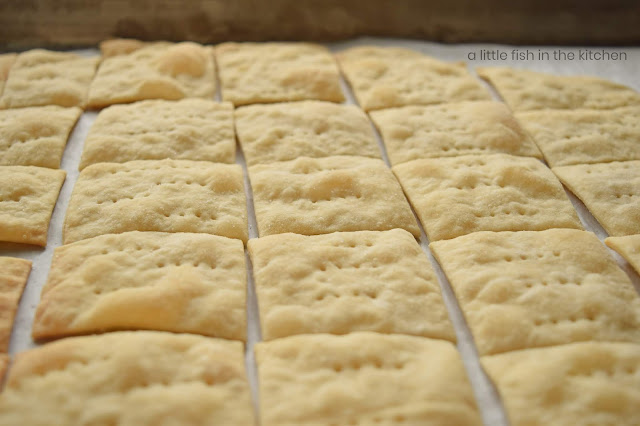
<box><xmin>79</xmin><ymin>99</ymin><xmax>234</xmax><ymax>169</ymax></box>
<box><xmin>255</xmin><ymin>332</ymin><xmax>482</xmax><ymax>426</ymax></box>
<box><xmin>336</xmin><ymin>46</ymin><xmax>491</xmax><ymax>111</ymax></box>
<box><xmin>482</xmin><ymin>341</ymin><xmax>640</xmax><ymax>426</ymax></box>
<box><xmin>88</xmin><ymin>42</ymin><xmax>216</xmax><ymax>108</ymax></box>
<box><xmin>0</xmin><ymin>331</ymin><xmax>255</xmax><ymax>425</ymax></box>
<box><xmin>33</xmin><ymin>232</ymin><xmax>246</xmax><ymax>341</ymax></box>
<box><xmin>248</xmin><ymin>229</ymin><xmax>454</xmax><ymax>341</ymax></box>
<box><xmin>0</xmin><ymin>53</ymin><xmax>17</xmax><ymax>97</ymax></box>
<box><xmin>431</xmin><ymin>229</ymin><xmax>640</xmax><ymax>355</ymax></box>
<box><xmin>0</xmin><ymin>106</ymin><xmax>81</xmax><ymax>168</ymax></box>
<box><xmin>0</xmin><ymin>257</ymin><xmax>31</xmax><ymax>352</ymax></box>
<box><xmin>553</xmin><ymin>161</ymin><xmax>640</xmax><ymax>236</ymax></box>
<box><xmin>0</xmin><ymin>49</ymin><xmax>98</xmax><ymax>109</ymax></box>
<box><xmin>477</xmin><ymin>66</ymin><xmax>640</xmax><ymax>112</ymax></box>
<box><xmin>0</xmin><ymin>166</ymin><xmax>66</xmax><ymax>246</ymax></box>
<box><xmin>606</xmin><ymin>234</ymin><xmax>640</xmax><ymax>276</ymax></box>
<box><xmin>63</xmin><ymin>159</ymin><xmax>247</xmax><ymax>244</ymax></box>
<box><xmin>370</xmin><ymin>101</ymin><xmax>541</xmax><ymax>165</ymax></box>
<box><xmin>216</xmin><ymin>42</ymin><xmax>344</xmax><ymax>106</ymax></box>
<box><xmin>393</xmin><ymin>154</ymin><xmax>581</xmax><ymax>241</ymax></box>
<box><xmin>235</xmin><ymin>101</ymin><xmax>380</xmax><ymax>166</ymax></box>
<box><xmin>0</xmin><ymin>354</ymin><xmax>7</xmax><ymax>382</ymax></box>
<box><xmin>517</xmin><ymin>106</ymin><xmax>640</xmax><ymax>167</ymax></box>
<box><xmin>248</xmin><ymin>156</ymin><xmax>419</xmax><ymax>237</ymax></box>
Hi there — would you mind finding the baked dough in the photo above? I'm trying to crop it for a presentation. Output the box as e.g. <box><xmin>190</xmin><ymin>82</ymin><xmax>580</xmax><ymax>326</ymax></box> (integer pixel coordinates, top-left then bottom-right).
<box><xmin>0</xmin><ymin>257</ymin><xmax>31</xmax><ymax>352</ymax></box>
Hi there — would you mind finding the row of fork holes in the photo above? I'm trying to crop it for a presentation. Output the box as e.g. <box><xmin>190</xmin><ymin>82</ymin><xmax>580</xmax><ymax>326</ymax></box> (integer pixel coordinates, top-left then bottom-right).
<box><xmin>316</xmin><ymin>289</ymin><xmax>378</xmax><ymax>301</ymax></box>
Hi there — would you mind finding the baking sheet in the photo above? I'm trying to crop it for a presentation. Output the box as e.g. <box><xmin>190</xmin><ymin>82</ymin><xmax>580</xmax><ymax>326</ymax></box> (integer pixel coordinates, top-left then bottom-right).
<box><xmin>2</xmin><ymin>38</ymin><xmax>639</xmax><ymax>425</ymax></box>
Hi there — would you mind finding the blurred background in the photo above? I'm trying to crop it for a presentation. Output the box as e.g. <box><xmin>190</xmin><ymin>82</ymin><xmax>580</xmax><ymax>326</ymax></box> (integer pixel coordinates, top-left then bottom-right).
<box><xmin>1</xmin><ymin>0</ymin><xmax>639</xmax><ymax>50</ymax></box>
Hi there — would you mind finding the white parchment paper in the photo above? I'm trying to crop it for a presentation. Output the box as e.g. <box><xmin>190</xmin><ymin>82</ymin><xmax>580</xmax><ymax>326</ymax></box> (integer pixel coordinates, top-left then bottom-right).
<box><xmin>2</xmin><ymin>39</ymin><xmax>639</xmax><ymax>426</ymax></box>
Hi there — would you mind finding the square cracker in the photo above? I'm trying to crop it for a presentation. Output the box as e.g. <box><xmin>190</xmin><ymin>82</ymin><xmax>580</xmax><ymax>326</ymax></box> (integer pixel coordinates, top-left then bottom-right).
<box><xmin>33</xmin><ymin>232</ymin><xmax>246</xmax><ymax>341</ymax></box>
<box><xmin>370</xmin><ymin>101</ymin><xmax>541</xmax><ymax>166</ymax></box>
<box><xmin>248</xmin><ymin>229</ymin><xmax>454</xmax><ymax>341</ymax></box>
<box><xmin>477</xmin><ymin>67</ymin><xmax>640</xmax><ymax>112</ymax></box>
<box><xmin>0</xmin><ymin>166</ymin><xmax>66</xmax><ymax>246</ymax></box>
<box><xmin>0</xmin><ymin>106</ymin><xmax>81</xmax><ymax>168</ymax></box>
<box><xmin>336</xmin><ymin>46</ymin><xmax>491</xmax><ymax>111</ymax></box>
<box><xmin>0</xmin><ymin>49</ymin><xmax>98</xmax><ymax>109</ymax></box>
<box><xmin>606</xmin><ymin>234</ymin><xmax>640</xmax><ymax>276</ymax></box>
<box><xmin>216</xmin><ymin>42</ymin><xmax>345</xmax><ymax>106</ymax></box>
<box><xmin>553</xmin><ymin>161</ymin><xmax>640</xmax><ymax>236</ymax></box>
<box><xmin>63</xmin><ymin>159</ymin><xmax>247</xmax><ymax>244</ymax></box>
<box><xmin>393</xmin><ymin>154</ymin><xmax>581</xmax><ymax>242</ymax></box>
<box><xmin>255</xmin><ymin>332</ymin><xmax>482</xmax><ymax>426</ymax></box>
<box><xmin>0</xmin><ymin>257</ymin><xmax>31</xmax><ymax>352</ymax></box>
<box><xmin>431</xmin><ymin>229</ymin><xmax>640</xmax><ymax>355</ymax></box>
<box><xmin>482</xmin><ymin>342</ymin><xmax>640</xmax><ymax>426</ymax></box>
<box><xmin>0</xmin><ymin>331</ymin><xmax>255</xmax><ymax>425</ymax></box>
<box><xmin>248</xmin><ymin>156</ymin><xmax>419</xmax><ymax>237</ymax></box>
<box><xmin>517</xmin><ymin>106</ymin><xmax>640</xmax><ymax>167</ymax></box>
<box><xmin>79</xmin><ymin>99</ymin><xmax>234</xmax><ymax>169</ymax></box>
<box><xmin>88</xmin><ymin>42</ymin><xmax>216</xmax><ymax>109</ymax></box>
<box><xmin>0</xmin><ymin>53</ymin><xmax>17</xmax><ymax>97</ymax></box>
<box><xmin>235</xmin><ymin>101</ymin><xmax>380</xmax><ymax>166</ymax></box>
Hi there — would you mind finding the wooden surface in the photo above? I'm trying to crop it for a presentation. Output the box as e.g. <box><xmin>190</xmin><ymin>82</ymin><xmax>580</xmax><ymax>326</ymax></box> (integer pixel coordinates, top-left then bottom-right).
<box><xmin>0</xmin><ymin>0</ymin><xmax>639</xmax><ymax>49</ymax></box>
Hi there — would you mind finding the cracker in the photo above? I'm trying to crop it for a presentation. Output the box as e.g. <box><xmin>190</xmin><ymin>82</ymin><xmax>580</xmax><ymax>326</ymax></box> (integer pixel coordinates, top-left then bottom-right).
<box><xmin>88</xmin><ymin>42</ymin><xmax>216</xmax><ymax>109</ymax></box>
<box><xmin>0</xmin><ymin>53</ymin><xmax>17</xmax><ymax>97</ymax></box>
<box><xmin>370</xmin><ymin>101</ymin><xmax>542</xmax><ymax>165</ymax></box>
<box><xmin>0</xmin><ymin>257</ymin><xmax>31</xmax><ymax>352</ymax></box>
<box><xmin>248</xmin><ymin>229</ymin><xmax>454</xmax><ymax>341</ymax></box>
<box><xmin>216</xmin><ymin>42</ymin><xmax>344</xmax><ymax>106</ymax></box>
<box><xmin>393</xmin><ymin>154</ymin><xmax>581</xmax><ymax>241</ymax></box>
<box><xmin>235</xmin><ymin>101</ymin><xmax>380</xmax><ymax>166</ymax></box>
<box><xmin>0</xmin><ymin>49</ymin><xmax>98</xmax><ymax>109</ymax></box>
<box><xmin>0</xmin><ymin>331</ymin><xmax>255</xmax><ymax>425</ymax></box>
<box><xmin>0</xmin><ymin>166</ymin><xmax>66</xmax><ymax>246</ymax></box>
<box><xmin>553</xmin><ymin>161</ymin><xmax>640</xmax><ymax>236</ymax></box>
<box><xmin>431</xmin><ymin>229</ymin><xmax>640</xmax><ymax>355</ymax></box>
<box><xmin>0</xmin><ymin>106</ymin><xmax>81</xmax><ymax>168</ymax></box>
<box><xmin>606</xmin><ymin>234</ymin><xmax>640</xmax><ymax>276</ymax></box>
<box><xmin>248</xmin><ymin>156</ymin><xmax>419</xmax><ymax>237</ymax></box>
<box><xmin>255</xmin><ymin>332</ymin><xmax>482</xmax><ymax>426</ymax></box>
<box><xmin>477</xmin><ymin>67</ymin><xmax>640</xmax><ymax>112</ymax></box>
<box><xmin>482</xmin><ymin>341</ymin><xmax>640</xmax><ymax>426</ymax></box>
<box><xmin>0</xmin><ymin>354</ymin><xmax>7</xmax><ymax>382</ymax></box>
<box><xmin>63</xmin><ymin>159</ymin><xmax>247</xmax><ymax>244</ymax></box>
<box><xmin>336</xmin><ymin>46</ymin><xmax>491</xmax><ymax>111</ymax></box>
<box><xmin>79</xmin><ymin>99</ymin><xmax>234</xmax><ymax>169</ymax></box>
<box><xmin>33</xmin><ymin>232</ymin><xmax>246</xmax><ymax>341</ymax></box>
<box><xmin>517</xmin><ymin>106</ymin><xmax>640</xmax><ymax>167</ymax></box>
